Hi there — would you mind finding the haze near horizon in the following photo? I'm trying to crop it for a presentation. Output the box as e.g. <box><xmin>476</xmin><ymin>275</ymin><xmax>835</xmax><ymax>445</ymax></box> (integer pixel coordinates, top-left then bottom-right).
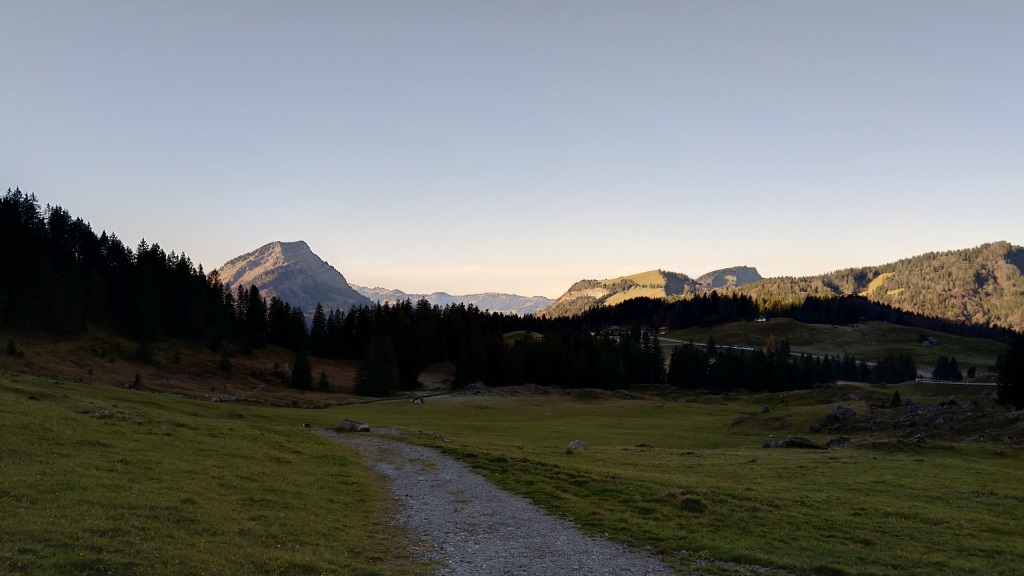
<box><xmin>3</xmin><ymin>2</ymin><xmax>1021</xmax><ymax>298</ymax></box>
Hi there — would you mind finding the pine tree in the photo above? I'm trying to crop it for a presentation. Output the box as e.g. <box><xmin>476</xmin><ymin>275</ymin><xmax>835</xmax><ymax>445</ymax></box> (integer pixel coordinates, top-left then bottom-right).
<box><xmin>997</xmin><ymin>335</ymin><xmax>1024</xmax><ymax>409</ymax></box>
<box><xmin>289</xmin><ymin>348</ymin><xmax>314</xmax><ymax>390</ymax></box>
<box><xmin>309</xmin><ymin>303</ymin><xmax>327</xmax><ymax>356</ymax></box>
<box><xmin>354</xmin><ymin>334</ymin><xmax>399</xmax><ymax>397</ymax></box>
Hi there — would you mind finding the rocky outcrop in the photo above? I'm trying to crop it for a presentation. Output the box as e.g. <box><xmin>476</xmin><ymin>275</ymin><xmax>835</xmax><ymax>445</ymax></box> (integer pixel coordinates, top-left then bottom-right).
<box><xmin>216</xmin><ymin>241</ymin><xmax>371</xmax><ymax>314</ymax></box>
<box><xmin>809</xmin><ymin>405</ymin><xmax>857</xmax><ymax>433</ymax></box>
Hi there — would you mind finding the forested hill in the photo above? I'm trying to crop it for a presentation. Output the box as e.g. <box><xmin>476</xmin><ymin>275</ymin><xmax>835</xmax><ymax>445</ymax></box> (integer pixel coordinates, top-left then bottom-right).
<box><xmin>731</xmin><ymin>242</ymin><xmax>1024</xmax><ymax>331</ymax></box>
<box><xmin>541</xmin><ymin>267</ymin><xmax>763</xmax><ymax>318</ymax></box>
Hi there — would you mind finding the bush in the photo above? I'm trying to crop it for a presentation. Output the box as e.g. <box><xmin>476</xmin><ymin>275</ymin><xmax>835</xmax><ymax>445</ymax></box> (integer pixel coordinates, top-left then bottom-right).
<box><xmin>219</xmin><ymin>352</ymin><xmax>232</xmax><ymax>372</ymax></box>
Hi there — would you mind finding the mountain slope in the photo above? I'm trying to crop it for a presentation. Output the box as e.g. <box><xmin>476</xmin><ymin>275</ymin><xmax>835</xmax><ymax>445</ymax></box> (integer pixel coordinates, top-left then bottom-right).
<box><xmin>541</xmin><ymin>267</ymin><xmax>762</xmax><ymax>317</ymax></box>
<box><xmin>732</xmin><ymin>242</ymin><xmax>1024</xmax><ymax>331</ymax></box>
<box><xmin>352</xmin><ymin>286</ymin><xmax>553</xmax><ymax>316</ymax></box>
<box><xmin>216</xmin><ymin>241</ymin><xmax>371</xmax><ymax>313</ymax></box>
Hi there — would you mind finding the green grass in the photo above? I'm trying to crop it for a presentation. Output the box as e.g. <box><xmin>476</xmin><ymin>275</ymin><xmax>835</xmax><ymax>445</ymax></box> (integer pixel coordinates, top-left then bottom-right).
<box><xmin>667</xmin><ymin>319</ymin><xmax>1007</xmax><ymax>372</ymax></box>
<box><xmin>337</xmin><ymin>388</ymin><xmax>1024</xmax><ymax>576</ymax></box>
<box><xmin>6</xmin><ymin>364</ymin><xmax>1022</xmax><ymax>576</ymax></box>
<box><xmin>0</xmin><ymin>374</ymin><xmax>430</xmax><ymax>576</ymax></box>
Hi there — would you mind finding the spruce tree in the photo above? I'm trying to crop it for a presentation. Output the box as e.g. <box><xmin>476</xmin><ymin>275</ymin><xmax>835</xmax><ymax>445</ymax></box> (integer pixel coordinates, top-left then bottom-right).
<box><xmin>354</xmin><ymin>334</ymin><xmax>399</xmax><ymax>397</ymax></box>
<box><xmin>290</xmin><ymin>348</ymin><xmax>314</xmax><ymax>390</ymax></box>
<box><xmin>997</xmin><ymin>335</ymin><xmax>1024</xmax><ymax>409</ymax></box>
<box><xmin>309</xmin><ymin>303</ymin><xmax>327</xmax><ymax>356</ymax></box>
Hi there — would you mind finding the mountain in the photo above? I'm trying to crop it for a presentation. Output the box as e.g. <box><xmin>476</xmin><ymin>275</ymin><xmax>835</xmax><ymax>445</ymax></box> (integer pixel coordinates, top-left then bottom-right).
<box><xmin>696</xmin><ymin>266</ymin><xmax>765</xmax><ymax>289</ymax></box>
<box><xmin>216</xmin><ymin>241</ymin><xmax>371</xmax><ymax>313</ymax></box>
<box><xmin>541</xmin><ymin>267</ymin><xmax>763</xmax><ymax>317</ymax></box>
<box><xmin>731</xmin><ymin>241</ymin><xmax>1024</xmax><ymax>331</ymax></box>
<box><xmin>352</xmin><ymin>285</ymin><xmax>554</xmax><ymax>316</ymax></box>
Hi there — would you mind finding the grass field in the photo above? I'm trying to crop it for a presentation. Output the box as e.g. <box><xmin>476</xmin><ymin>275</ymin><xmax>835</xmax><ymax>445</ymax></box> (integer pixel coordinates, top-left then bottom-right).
<box><xmin>337</xmin><ymin>387</ymin><xmax>1024</xmax><ymax>576</ymax></box>
<box><xmin>666</xmin><ymin>319</ymin><xmax>1007</xmax><ymax>373</ymax></box>
<box><xmin>3</xmin><ymin>324</ymin><xmax>1022</xmax><ymax>576</ymax></box>
<box><xmin>0</xmin><ymin>373</ymin><xmax>430</xmax><ymax>576</ymax></box>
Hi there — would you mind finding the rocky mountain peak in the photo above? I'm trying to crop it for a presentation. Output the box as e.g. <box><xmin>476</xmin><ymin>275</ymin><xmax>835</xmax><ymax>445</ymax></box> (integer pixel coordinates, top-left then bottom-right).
<box><xmin>216</xmin><ymin>240</ymin><xmax>370</xmax><ymax>314</ymax></box>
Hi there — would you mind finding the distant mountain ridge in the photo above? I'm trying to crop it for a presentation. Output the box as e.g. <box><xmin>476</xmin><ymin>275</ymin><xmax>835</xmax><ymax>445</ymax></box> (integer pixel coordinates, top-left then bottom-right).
<box><xmin>215</xmin><ymin>241</ymin><xmax>371</xmax><ymax>313</ymax></box>
<box><xmin>731</xmin><ymin>241</ymin><xmax>1024</xmax><ymax>331</ymax></box>
<box><xmin>541</xmin><ymin>266</ymin><xmax>763</xmax><ymax>317</ymax></box>
<box><xmin>352</xmin><ymin>285</ymin><xmax>554</xmax><ymax>316</ymax></box>
<box><xmin>217</xmin><ymin>240</ymin><xmax>1024</xmax><ymax>332</ymax></box>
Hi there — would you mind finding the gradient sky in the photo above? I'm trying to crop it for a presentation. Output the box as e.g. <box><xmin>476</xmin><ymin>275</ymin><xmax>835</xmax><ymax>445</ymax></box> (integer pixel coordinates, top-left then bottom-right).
<box><xmin>3</xmin><ymin>1</ymin><xmax>1022</xmax><ymax>297</ymax></box>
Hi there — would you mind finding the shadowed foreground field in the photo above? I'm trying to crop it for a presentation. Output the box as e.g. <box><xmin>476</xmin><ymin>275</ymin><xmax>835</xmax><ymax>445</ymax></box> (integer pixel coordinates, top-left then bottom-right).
<box><xmin>0</xmin><ymin>373</ymin><xmax>428</xmax><ymax>576</ymax></box>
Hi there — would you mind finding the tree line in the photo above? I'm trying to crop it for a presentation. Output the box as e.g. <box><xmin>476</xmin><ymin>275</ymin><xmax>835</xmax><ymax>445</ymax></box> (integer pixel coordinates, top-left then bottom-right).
<box><xmin>3</xmin><ymin>188</ymin><xmax>1021</xmax><ymax>402</ymax></box>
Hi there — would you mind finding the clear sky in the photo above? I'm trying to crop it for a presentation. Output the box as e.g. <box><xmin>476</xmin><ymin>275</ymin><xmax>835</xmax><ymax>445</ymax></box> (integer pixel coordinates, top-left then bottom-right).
<box><xmin>3</xmin><ymin>1</ymin><xmax>1022</xmax><ymax>298</ymax></box>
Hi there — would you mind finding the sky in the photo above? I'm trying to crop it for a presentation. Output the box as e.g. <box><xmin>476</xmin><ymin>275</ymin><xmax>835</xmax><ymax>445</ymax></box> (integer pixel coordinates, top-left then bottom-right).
<box><xmin>2</xmin><ymin>1</ymin><xmax>1022</xmax><ymax>298</ymax></box>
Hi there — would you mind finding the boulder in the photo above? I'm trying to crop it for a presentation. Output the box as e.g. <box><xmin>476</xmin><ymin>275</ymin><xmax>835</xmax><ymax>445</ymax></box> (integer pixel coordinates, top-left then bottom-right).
<box><xmin>337</xmin><ymin>418</ymin><xmax>370</xmax><ymax>432</ymax></box>
<box><xmin>809</xmin><ymin>405</ymin><xmax>857</xmax><ymax>432</ymax></box>
<box><xmin>763</xmin><ymin>436</ymin><xmax>826</xmax><ymax>450</ymax></box>
<box><xmin>825</xmin><ymin>436</ymin><xmax>853</xmax><ymax>449</ymax></box>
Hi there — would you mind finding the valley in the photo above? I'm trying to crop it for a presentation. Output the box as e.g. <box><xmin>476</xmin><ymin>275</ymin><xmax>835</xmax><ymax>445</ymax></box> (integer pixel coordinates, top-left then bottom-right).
<box><xmin>2</xmin><ymin>189</ymin><xmax>1024</xmax><ymax>575</ymax></box>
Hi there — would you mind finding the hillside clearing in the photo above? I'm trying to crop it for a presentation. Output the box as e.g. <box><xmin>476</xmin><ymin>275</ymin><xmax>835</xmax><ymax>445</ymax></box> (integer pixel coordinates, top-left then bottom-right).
<box><xmin>667</xmin><ymin>319</ymin><xmax>1006</xmax><ymax>371</ymax></box>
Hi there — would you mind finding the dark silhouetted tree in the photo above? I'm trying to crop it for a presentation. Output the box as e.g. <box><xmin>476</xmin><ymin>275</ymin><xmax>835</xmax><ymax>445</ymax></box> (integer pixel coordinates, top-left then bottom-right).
<box><xmin>354</xmin><ymin>334</ymin><xmax>399</xmax><ymax>397</ymax></box>
<box><xmin>290</xmin><ymin>348</ymin><xmax>313</xmax><ymax>390</ymax></box>
<box><xmin>997</xmin><ymin>335</ymin><xmax>1024</xmax><ymax>409</ymax></box>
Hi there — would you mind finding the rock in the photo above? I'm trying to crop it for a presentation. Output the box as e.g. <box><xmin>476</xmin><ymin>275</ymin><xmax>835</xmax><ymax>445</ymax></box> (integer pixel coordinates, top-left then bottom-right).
<box><xmin>830</xmin><ymin>405</ymin><xmax>856</xmax><ymax>420</ymax></box>
<box><xmin>825</xmin><ymin>436</ymin><xmax>853</xmax><ymax>449</ymax></box>
<box><xmin>568</xmin><ymin>440</ymin><xmax>589</xmax><ymax>449</ymax></box>
<box><xmin>337</xmin><ymin>418</ymin><xmax>370</xmax><ymax>432</ymax></box>
<box><xmin>761</xmin><ymin>405</ymin><xmax>770</xmax><ymax>414</ymax></box>
<box><xmin>912</xmin><ymin>433</ymin><xmax>926</xmax><ymax>444</ymax></box>
<box><xmin>763</xmin><ymin>436</ymin><xmax>826</xmax><ymax>450</ymax></box>
<box><xmin>809</xmin><ymin>405</ymin><xmax>857</xmax><ymax>432</ymax></box>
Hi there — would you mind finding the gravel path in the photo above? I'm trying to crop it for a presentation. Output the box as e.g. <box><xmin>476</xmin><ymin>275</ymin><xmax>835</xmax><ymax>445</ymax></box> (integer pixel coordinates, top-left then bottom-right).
<box><xmin>317</xmin><ymin>430</ymin><xmax>678</xmax><ymax>576</ymax></box>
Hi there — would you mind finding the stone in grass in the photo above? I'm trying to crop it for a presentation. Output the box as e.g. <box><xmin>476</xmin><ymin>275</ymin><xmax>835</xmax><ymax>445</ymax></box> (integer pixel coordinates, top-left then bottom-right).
<box><xmin>825</xmin><ymin>436</ymin><xmax>853</xmax><ymax>449</ymax></box>
<box><xmin>808</xmin><ymin>405</ymin><xmax>857</xmax><ymax>433</ymax></box>
<box><xmin>763</xmin><ymin>436</ymin><xmax>826</xmax><ymax>450</ymax></box>
<box><xmin>337</xmin><ymin>418</ymin><xmax>370</xmax><ymax>432</ymax></box>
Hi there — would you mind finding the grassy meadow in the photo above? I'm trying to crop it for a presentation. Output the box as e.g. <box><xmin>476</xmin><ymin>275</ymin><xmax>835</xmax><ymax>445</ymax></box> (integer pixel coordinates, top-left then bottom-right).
<box><xmin>0</xmin><ymin>373</ymin><xmax>430</xmax><ymax>576</ymax></box>
<box><xmin>338</xmin><ymin>386</ymin><xmax>1024</xmax><ymax>576</ymax></box>
<box><xmin>667</xmin><ymin>319</ymin><xmax>1007</xmax><ymax>373</ymax></box>
<box><xmin>3</xmin><ymin>327</ymin><xmax>1023</xmax><ymax>576</ymax></box>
